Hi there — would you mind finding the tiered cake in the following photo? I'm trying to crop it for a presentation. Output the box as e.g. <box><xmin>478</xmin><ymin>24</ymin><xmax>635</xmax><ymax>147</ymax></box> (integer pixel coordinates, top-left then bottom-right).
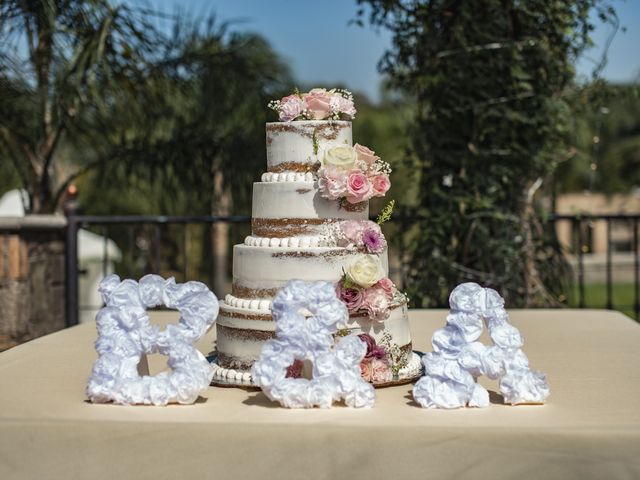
<box><xmin>211</xmin><ymin>89</ymin><xmax>421</xmax><ymax>387</ymax></box>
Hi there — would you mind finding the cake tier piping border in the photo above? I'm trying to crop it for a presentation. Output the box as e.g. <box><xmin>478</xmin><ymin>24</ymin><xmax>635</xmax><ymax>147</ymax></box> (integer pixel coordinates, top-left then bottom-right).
<box><xmin>209</xmin><ymin>351</ymin><xmax>424</xmax><ymax>388</ymax></box>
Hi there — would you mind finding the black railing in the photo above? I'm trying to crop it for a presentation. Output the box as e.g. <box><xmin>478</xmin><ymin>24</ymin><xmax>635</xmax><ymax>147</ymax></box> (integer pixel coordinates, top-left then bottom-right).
<box><xmin>62</xmin><ymin>202</ymin><xmax>640</xmax><ymax>325</ymax></box>
<box><xmin>550</xmin><ymin>213</ymin><xmax>639</xmax><ymax>316</ymax></box>
<box><xmin>64</xmin><ymin>201</ymin><xmax>252</xmax><ymax>327</ymax></box>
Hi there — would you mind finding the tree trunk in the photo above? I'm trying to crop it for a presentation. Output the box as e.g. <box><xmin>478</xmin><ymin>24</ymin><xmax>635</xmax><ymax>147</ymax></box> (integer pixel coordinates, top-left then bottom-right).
<box><xmin>522</xmin><ymin>178</ymin><xmax>559</xmax><ymax>307</ymax></box>
<box><xmin>210</xmin><ymin>171</ymin><xmax>231</xmax><ymax>297</ymax></box>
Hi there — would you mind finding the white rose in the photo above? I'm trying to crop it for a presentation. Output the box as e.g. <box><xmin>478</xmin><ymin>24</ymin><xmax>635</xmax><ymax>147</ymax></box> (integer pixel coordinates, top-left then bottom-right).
<box><xmin>323</xmin><ymin>146</ymin><xmax>357</xmax><ymax>170</ymax></box>
<box><xmin>346</xmin><ymin>255</ymin><xmax>385</xmax><ymax>288</ymax></box>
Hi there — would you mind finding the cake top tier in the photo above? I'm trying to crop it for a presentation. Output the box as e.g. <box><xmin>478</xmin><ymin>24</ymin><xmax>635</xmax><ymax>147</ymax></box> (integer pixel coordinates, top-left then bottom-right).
<box><xmin>266</xmin><ymin>88</ymin><xmax>357</xmax><ymax>173</ymax></box>
<box><xmin>266</xmin><ymin>120</ymin><xmax>352</xmax><ymax>173</ymax></box>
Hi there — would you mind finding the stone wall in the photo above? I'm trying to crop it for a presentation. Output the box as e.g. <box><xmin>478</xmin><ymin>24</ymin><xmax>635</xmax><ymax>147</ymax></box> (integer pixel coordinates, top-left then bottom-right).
<box><xmin>0</xmin><ymin>216</ymin><xmax>66</xmax><ymax>351</ymax></box>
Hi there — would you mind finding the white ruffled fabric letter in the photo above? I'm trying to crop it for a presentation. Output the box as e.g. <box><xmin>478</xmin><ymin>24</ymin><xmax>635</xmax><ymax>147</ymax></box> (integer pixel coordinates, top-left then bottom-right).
<box><xmin>251</xmin><ymin>280</ymin><xmax>375</xmax><ymax>408</ymax></box>
<box><xmin>413</xmin><ymin>282</ymin><xmax>549</xmax><ymax>409</ymax></box>
<box><xmin>86</xmin><ymin>274</ymin><xmax>219</xmax><ymax>405</ymax></box>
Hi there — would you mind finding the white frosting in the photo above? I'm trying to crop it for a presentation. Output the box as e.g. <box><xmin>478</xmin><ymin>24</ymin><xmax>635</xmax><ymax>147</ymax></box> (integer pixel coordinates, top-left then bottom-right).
<box><xmin>244</xmin><ymin>235</ymin><xmax>330</xmax><ymax>248</ymax></box>
<box><xmin>224</xmin><ymin>293</ymin><xmax>272</xmax><ymax>311</ymax></box>
<box><xmin>266</xmin><ymin>120</ymin><xmax>351</xmax><ymax>169</ymax></box>
<box><xmin>261</xmin><ymin>172</ymin><xmax>316</xmax><ymax>182</ymax></box>
<box><xmin>211</xmin><ymin>364</ymin><xmax>253</xmax><ymax>385</ymax></box>
<box><xmin>232</xmin><ymin>244</ymin><xmax>388</xmax><ymax>291</ymax></box>
<box><xmin>252</xmin><ymin>181</ymin><xmax>368</xmax><ymax>221</ymax></box>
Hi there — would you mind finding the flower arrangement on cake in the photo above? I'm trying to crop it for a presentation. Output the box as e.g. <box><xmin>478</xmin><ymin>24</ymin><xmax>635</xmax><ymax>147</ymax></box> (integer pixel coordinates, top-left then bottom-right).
<box><xmin>317</xmin><ymin>144</ymin><xmax>391</xmax><ymax>205</ymax></box>
<box><xmin>357</xmin><ymin>333</ymin><xmax>393</xmax><ymax>384</ymax></box>
<box><xmin>335</xmin><ymin>255</ymin><xmax>403</xmax><ymax>322</ymax></box>
<box><xmin>324</xmin><ymin>220</ymin><xmax>387</xmax><ymax>253</ymax></box>
<box><xmin>284</xmin><ymin>331</ymin><xmax>408</xmax><ymax>385</ymax></box>
<box><xmin>268</xmin><ymin>87</ymin><xmax>356</xmax><ymax>121</ymax></box>
<box><xmin>352</xmin><ymin>332</ymin><xmax>409</xmax><ymax>383</ymax></box>
<box><xmin>320</xmin><ymin>201</ymin><xmax>395</xmax><ymax>253</ymax></box>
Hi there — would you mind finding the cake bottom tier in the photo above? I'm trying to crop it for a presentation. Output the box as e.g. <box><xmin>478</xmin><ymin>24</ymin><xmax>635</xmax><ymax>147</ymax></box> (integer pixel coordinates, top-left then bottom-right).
<box><xmin>210</xmin><ymin>301</ymin><xmax>423</xmax><ymax>387</ymax></box>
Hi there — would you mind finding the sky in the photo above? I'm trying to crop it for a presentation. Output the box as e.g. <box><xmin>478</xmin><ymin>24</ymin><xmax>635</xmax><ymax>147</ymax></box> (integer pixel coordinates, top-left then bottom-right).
<box><xmin>135</xmin><ymin>0</ymin><xmax>640</xmax><ymax>102</ymax></box>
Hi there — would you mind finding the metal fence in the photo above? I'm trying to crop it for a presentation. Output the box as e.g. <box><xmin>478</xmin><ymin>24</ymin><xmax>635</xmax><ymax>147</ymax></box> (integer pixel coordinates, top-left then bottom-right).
<box><xmin>63</xmin><ymin>200</ymin><xmax>640</xmax><ymax>325</ymax></box>
<box><xmin>551</xmin><ymin>214</ymin><xmax>639</xmax><ymax>313</ymax></box>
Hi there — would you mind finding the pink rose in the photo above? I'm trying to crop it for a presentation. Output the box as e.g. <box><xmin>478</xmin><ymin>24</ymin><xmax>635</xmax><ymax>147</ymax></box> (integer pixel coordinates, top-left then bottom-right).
<box><xmin>357</xmin><ymin>333</ymin><xmax>386</xmax><ymax>360</ymax></box>
<box><xmin>362</xmin><ymin>286</ymin><xmax>390</xmax><ymax>322</ymax></box>
<box><xmin>346</xmin><ymin>171</ymin><xmax>372</xmax><ymax>204</ymax></box>
<box><xmin>330</xmin><ymin>95</ymin><xmax>357</xmax><ymax>118</ymax></box>
<box><xmin>340</xmin><ymin>220</ymin><xmax>366</xmax><ymax>246</ymax></box>
<box><xmin>358</xmin><ymin>333</ymin><xmax>376</xmax><ymax>357</ymax></box>
<box><xmin>370</xmin><ymin>358</ymin><xmax>393</xmax><ymax>383</ymax></box>
<box><xmin>305</xmin><ymin>89</ymin><xmax>332</xmax><ymax>120</ymax></box>
<box><xmin>279</xmin><ymin>94</ymin><xmax>305</xmax><ymax>122</ymax></box>
<box><xmin>318</xmin><ymin>166</ymin><xmax>347</xmax><ymax>200</ymax></box>
<box><xmin>336</xmin><ymin>282</ymin><xmax>364</xmax><ymax>311</ymax></box>
<box><xmin>286</xmin><ymin>359</ymin><xmax>304</xmax><ymax>378</ymax></box>
<box><xmin>371</xmin><ymin>174</ymin><xmax>390</xmax><ymax>197</ymax></box>
<box><xmin>376</xmin><ymin>277</ymin><xmax>395</xmax><ymax>300</ymax></box>
<box><xmin>354</xmin><ymin>144</ymin><xmax>379</xmax><ymax>168</ymax></box>
<box><xmin>360</xmin><ymin>358</ymin><xmax>374</xmax><ymax>382</ymax></box>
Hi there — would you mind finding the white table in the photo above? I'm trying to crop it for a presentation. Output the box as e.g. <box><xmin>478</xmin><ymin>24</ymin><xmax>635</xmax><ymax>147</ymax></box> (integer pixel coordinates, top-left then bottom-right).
<box><xmin>1</xmin><ymin>309</ymin><xmax>639</xmax><ymax>479</ymax></box>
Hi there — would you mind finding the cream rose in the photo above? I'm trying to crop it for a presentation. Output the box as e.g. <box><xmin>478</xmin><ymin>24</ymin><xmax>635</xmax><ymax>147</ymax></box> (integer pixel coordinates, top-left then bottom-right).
<box><xmin>323</xmin><ymin>145</ymin><xmax>357</xmax><ymax>169</ymax></box>
<box><xmin>346</xmin><ymin>255</ymin><xmax>385</xmax><ymax>288</ymax></box>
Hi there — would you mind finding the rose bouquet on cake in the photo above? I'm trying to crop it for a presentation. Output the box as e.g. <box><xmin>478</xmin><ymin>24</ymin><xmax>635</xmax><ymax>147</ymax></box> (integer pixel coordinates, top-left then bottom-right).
<box><xmin>268</xmin><ymin>87</ymin><xmax>356</xmax><ymax>121</ymax></box>
<box><xmin>346</xmin><ymin>332</ymin><xmax>409</xmax><ymax>383</ymax></box>
<box><xmin>317</xmin><ymin>144</ymin><xmax>391</xmax><ymax>206</ymax></box>
<box><xmin>356</xmin><ymin>333</ymin><xmax>393</xmax><ymax>384</ymax></box>
<box><xmin>284</xmin><ymin>333</ymin><xmax>396</xmax><ymax>384</ymax></box>
<box><xmin>334</xmin><ymin>220</ymin><xmax>387</xmax><ymax>253</ymax></box>
<box><xmin>335</xmin><ymin>255</ymin><xmax>401</xmax><ymax>322</ymax></box>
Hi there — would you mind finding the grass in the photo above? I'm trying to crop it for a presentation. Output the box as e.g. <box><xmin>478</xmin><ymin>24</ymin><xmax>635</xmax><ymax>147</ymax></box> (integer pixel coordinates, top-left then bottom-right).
<box><xmin>569</xmin><ymin>283</ymin><xmax>639</xmax><ymax>320</ymax></box>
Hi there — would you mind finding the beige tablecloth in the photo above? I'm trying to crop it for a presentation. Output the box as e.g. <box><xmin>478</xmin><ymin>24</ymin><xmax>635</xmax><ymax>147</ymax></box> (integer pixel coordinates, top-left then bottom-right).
<box><xmin>1</xmin><ymin>309</ymin><xmax>640</xmax><ymax>480</ymax></box>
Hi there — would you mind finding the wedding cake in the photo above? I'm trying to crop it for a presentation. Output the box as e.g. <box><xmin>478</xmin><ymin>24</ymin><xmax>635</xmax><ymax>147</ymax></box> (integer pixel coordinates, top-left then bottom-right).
<box><xmin>211</xmin><ymin>88</ymin><xmax>421</xmax><ymax>387</ymax></box>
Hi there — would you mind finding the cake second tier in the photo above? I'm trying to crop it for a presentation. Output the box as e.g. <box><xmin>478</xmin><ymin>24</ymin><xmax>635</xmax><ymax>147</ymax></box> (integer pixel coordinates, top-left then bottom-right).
<box><xmin>251</xmin><ymin>180</ymin><xmax>368</xmax><ymax>239</ymax></box>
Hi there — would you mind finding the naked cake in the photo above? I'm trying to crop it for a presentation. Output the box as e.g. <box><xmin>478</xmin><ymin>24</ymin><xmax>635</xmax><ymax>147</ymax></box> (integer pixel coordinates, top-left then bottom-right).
<box><xmin>211</xmin><ymin>88</ymin><xmax>421</xmax><ymax>387</ymax></box>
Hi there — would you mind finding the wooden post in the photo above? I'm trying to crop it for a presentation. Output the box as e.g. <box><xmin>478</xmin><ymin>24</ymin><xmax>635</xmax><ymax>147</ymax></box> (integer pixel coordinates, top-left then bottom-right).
<box><xmin>64</xmin><ymin>186</ymin><xmax>80</xmax><ymax>327</ymax></box>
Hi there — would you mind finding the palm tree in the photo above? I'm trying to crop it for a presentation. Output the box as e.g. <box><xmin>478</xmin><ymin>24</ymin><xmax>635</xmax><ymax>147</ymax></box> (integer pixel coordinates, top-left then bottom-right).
<box><xmin>0</xmin><ymin>0</ymin><xmax>170</xmax><ymax>213</ymax></box>
<box><xmin>0</xmin><ymin>1</ymin><xmax>294</xmax><ymax>293</ymax></box>
<box><xmin>0</xmin><ymin>1</ymin><xmax>293</xmax><ymax>217</ymax></box>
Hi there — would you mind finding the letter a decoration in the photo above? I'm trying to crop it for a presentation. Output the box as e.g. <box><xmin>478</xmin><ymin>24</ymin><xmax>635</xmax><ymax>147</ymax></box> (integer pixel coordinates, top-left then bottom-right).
<box><xmin>413</xmin><ymin>282</ymin><xmax>550</xmax><ymax>409</ymax></box>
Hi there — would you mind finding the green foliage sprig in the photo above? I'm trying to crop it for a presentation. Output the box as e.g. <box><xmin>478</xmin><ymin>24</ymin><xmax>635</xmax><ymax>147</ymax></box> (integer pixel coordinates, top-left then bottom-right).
<box><xmin>341</xmin><ymin>270</ymin><xmax>357</xmax><ymax>290</ymax></box>
<box><xmin>312</xmin><ymin>128</ymin><xmax>319</xmax><ymax>156</ymax></box>
<box><xmin>376</xmin><ymin>199</ymin><xmax>395</xmax><ymax>225</ymax></box>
